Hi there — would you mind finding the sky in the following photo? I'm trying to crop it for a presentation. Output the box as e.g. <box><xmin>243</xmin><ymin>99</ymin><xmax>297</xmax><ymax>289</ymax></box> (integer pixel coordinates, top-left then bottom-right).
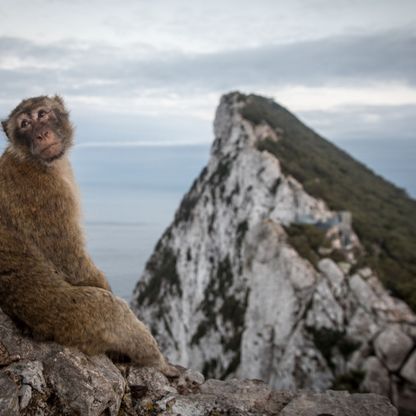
<box><xmin>0</xmin><ymin>0</ymin><xmax>416</xmax><ymax>144</ymax></box>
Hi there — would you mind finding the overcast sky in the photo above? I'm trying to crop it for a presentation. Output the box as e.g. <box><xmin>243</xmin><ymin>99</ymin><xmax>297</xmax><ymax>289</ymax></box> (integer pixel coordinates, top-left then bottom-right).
<box><xmin>0</xmin><ymin>0</ymin><xmax>415</xmax><ymax>144</ymax></box>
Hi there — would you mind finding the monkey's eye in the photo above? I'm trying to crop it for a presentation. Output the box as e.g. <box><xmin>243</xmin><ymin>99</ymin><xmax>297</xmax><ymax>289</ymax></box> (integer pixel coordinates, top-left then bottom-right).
<box><xmin>38</xmin><ymin>110</ymin><xmax>47</xmax><ymax>119</ymax></box>
<box><xmin>20</xmin><ymin>120</ymin><xmax>30</xmax><ymax>129</ymax></box>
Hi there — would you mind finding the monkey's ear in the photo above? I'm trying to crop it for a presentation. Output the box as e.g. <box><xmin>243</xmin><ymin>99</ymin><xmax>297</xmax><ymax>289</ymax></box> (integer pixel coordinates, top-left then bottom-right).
<box><xmin>53</xmin><ymin>95</ymin><xmax>65</xmax><ymax>107</ymax></box>
<box><xmin>1</xmin><ymin>120</ymin><xmax>9</xmax><ymax>140</ymax></box>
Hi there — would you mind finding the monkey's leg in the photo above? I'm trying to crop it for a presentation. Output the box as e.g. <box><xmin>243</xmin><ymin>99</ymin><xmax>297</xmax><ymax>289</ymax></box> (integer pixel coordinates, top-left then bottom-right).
<box><xmin>47</xmin><ymin>287</ymin><xmax>179</xmax><ymax>376</ymax></box>
<box><xmin>0</xmin><ymin>235</ymin><xmax>178</xmax><ymax>376</ymax></box>
<box><xmin>93</xmin><ymin>293</ymin><xmax>180</xmax><ymax>377</ymax></box>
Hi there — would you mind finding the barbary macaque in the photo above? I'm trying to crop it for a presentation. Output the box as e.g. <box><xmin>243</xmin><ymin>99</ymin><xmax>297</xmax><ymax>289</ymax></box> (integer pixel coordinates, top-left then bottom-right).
<box><xmin>0</xmin><ymin>96</ymin><xmax>178</xmax><ymax>376</ymax></box>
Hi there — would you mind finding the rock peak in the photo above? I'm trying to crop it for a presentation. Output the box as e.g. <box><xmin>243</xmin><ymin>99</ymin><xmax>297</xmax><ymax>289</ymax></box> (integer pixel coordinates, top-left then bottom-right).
<box><xmin>132</xmin><ymin>92</ymin><xmax>416</xmax><ymax>415</ymax></box>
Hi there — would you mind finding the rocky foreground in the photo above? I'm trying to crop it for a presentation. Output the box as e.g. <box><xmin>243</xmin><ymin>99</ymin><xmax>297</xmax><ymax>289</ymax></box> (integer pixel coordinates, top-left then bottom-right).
<box><xmin>0</xmin><ymin>308</ymin><xmax>398</xmax><ymax>415</ymax></box>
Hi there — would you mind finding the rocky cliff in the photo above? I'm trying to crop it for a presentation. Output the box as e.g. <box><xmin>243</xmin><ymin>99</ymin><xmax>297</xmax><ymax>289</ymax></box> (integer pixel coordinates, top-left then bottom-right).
<box><xmin>0</xmin><ymin>308</ymin><xmax>398</xmax><ymax>416</ymax></box>
<box><xmin>131</xmin><ymin>92</ymin><xmax>416</xmax><ymax>415</ymax></box>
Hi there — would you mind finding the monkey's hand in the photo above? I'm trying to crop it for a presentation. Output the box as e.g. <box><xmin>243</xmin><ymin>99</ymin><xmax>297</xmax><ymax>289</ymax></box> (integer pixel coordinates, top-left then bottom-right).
<box><xmin>66</xmin><ymin>256</ymin><xmax>112</xmax><ymax>291</ymax></box>
<box><xmin>70</xmin><ymin>271</ymin><xmax>112</xmax><ymax>292</ymax></box>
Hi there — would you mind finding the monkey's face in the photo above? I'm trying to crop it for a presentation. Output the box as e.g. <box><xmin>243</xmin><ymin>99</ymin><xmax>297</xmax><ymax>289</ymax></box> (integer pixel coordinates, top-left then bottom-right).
<box><xmin>2</xmin><ymin>95</ymin><xmax>74</xmax><ymax>164</ymax></box>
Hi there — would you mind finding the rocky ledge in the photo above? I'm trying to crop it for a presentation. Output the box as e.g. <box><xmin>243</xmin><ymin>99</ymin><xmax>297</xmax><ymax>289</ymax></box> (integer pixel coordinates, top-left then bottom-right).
<box><xmin>0</xmin><ymin>308</ymin><xmax>397</xmax><ymax>416</ymax></box>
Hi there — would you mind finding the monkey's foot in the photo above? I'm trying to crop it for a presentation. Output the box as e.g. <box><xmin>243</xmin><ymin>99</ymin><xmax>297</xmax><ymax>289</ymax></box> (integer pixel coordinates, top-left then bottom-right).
<box><xmin>160</xmin><ymin>362</ymin><xmax>180</xmax><ymax>378</ymax></box>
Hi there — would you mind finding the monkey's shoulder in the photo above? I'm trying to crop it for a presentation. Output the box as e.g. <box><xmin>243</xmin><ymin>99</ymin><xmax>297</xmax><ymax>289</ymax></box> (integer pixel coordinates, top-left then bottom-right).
<box><xmin>0</xmin><ymin>153</ymin><xmax>79</xmax><ymax>235</ymax></box>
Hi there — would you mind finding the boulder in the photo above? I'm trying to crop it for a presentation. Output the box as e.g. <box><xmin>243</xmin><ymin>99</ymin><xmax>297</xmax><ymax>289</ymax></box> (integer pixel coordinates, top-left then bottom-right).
<box><xmin>362</xmin><ymin>356</ymin><xmax>390</xmax><ymax>396</ymax></box>
<box><xmin>374</xmin><ymin>327</ymin><xmax>413</xmax><ymax>371</ymax></box>
<box><xmin>400</xmin><ymin>350</ymin><xmax>416</xmax><ymax>385</ymax></box>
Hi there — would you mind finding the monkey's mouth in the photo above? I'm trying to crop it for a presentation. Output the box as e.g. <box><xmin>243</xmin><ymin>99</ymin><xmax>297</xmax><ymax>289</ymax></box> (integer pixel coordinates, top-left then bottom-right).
<box><xmin>40</xmin><ymin>142</ymin><xmax>59</xmax><ymax>152</ymax></box>
<box><xmin>38</xmin><ymin>142</ymin><xmax>64</xmax><ymax>161</ymax></box>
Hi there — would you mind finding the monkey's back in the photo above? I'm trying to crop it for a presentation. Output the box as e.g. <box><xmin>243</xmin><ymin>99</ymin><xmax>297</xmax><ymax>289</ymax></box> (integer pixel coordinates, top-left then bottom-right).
<box><xmin>0</xmin><ymin>149</ymin><xmax>89</xmax><ymax>279</ymax></box>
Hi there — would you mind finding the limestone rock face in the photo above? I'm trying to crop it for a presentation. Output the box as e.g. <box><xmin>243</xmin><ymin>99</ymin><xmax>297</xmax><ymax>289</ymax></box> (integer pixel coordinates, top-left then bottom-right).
<box><xmin>131</xmin><ymin>92</ymin><xmax>416</xmax><ymax>415</ymax></box>
<box><xmin>0</xmin><ymin>308</ymin><xmax>397</xmax><ymax>416</ymax></box>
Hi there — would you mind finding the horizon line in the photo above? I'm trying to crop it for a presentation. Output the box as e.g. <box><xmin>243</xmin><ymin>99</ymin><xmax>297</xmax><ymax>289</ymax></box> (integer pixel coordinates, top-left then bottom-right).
<box><xmin>75</xmin><ymin>141</ymin><xmax>211</xmax><ymax>148</ymax></box>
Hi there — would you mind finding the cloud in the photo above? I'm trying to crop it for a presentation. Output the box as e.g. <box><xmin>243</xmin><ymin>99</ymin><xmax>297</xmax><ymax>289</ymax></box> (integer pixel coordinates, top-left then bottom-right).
<box><xmin>1</xmin><ymin>29</ymin><xmax>415</xmax><ymax>145</ymax></box>
<box><xmin>298</xmin><ymin>104</ymin><xmax>416</xmax><ymax>141</ymax></box>
<box><xmin>269</xmin><ymin>84</ymin><xmax>416</xmax><ymax>111</ymax></box>
<box><xmin>0</xmin><ymin>28</ymin><xmax>415</xmax><ymax>104</ymax></box>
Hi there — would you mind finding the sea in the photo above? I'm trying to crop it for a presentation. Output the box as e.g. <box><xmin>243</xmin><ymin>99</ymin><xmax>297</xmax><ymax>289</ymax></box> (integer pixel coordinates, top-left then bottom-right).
<box><xmin>71</xmin><ymin>144</ymin><xmax>210</xmax><ymax>299</ymax></box>
<box><xmin>1</xmin><ymin>140</ymin><xmax>415</xmax><ymax>299</ymax></box>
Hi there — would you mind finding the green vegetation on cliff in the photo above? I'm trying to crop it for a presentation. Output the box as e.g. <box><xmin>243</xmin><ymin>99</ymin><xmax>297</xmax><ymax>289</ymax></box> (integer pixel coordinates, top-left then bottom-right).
<box><xmin>239</xmin><ymin>93</ymin><xmax>416</xmax><ymax>311</ymax></box>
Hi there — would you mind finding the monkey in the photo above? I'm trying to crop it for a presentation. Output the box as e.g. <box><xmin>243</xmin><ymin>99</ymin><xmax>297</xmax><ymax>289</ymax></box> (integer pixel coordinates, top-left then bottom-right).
<box><xmin>0</xmin><ymin>96</ymin><xmax>178</xmax><ymax>377</ymax></box>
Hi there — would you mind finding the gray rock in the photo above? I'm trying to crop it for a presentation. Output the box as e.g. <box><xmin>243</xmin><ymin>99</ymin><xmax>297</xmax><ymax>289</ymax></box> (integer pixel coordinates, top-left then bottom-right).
<box><xmin>167</xmin><ymin>378</ymin><xmax>294</xmax><ymax>416</ymax></box>
<box><xmin>319</xmin><ymin>258</ymin><xmax>345</xmax><ymax>297</ymax></box>
<box><xmin>349</xmin><ymin>274</ymin><xmax>378</xmax><ymax>310</ymax></box>
<box><xmin>127</xmin><ymin>365</ymin><xmax>171</xmax><ymax>400</ymax></box>
<box><xmin>280</xmin><ymin>391</ymin><xmax>397</xmax><ymax>416</ymax></box>
<box><xmin>19</xmin><ymin>384</ymin><xmax>32</xmax><ymax>409</ymax></box>
<box><xmin>362</xmin><ymin>356</ymin><xmax>390</xmax><ymax>396</ymax></box>
<box><xmin>184</xmin><ymin>368</ymin><xmax>205</xmax><ymax>385</ymax></box>
<box><xmin>0</xmin><ymin>307</ymin><xmax>401</xmax><ymax>416</ymax></box>
<box><xmin>347</xmin><ymin>307</ymin><xmax>378</xmax><ymax>341</ymax></box>
<box><xmin>392</xmin><ymin>380</ymin><xmax>416</xmax><ymax>415</ymax></box>
<box><xmin>45</xmin><ymin>350</ymin><xmax>125</xmax><ymax>416</ymax></box>
<box><xmin>0</xmin><ymin>371</ymin><xmax>19</xmax><ymax>416</ymax></box>
<box><xmin>374</xmin><ymin>327</ymin><xmax>413</xmax><ymax>371</ymax></box>
<box><xmin>403</xmin><ymin>322</ymin><xmax>416</xmax><ymax>340</ymax></box>
<box><xmin>158</xmin><ymin>378</ymin><xmax>397</xmax><ymax>416</ymax></box>
<box><xmin>199</xmin><ymin>378</ymin><xmax>275</xmax><ymax>409</ymax></box>
<box><xmin>401</xmin><ymin>350</ymin><xmax>416</xmax><ymax>385</ymax></box>
<box><xmin>6</xmin><ymin>360</ymin><xmax>46</xmax><ymax>393</ymax></box>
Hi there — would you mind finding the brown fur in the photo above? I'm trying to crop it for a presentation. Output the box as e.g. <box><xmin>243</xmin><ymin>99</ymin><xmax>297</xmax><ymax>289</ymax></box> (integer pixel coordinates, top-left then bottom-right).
<box><xmin>0</xmin><ymin>96</ymin><xmax>178</xmax><ymax>376</ymax></box>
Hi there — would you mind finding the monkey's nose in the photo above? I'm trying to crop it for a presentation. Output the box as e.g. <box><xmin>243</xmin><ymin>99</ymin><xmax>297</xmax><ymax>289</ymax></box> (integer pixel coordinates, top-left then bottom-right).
<box><xmin>36</xmin><ymin>131</ymin><xmax>49</xmax><ymax>142</ymax></box>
